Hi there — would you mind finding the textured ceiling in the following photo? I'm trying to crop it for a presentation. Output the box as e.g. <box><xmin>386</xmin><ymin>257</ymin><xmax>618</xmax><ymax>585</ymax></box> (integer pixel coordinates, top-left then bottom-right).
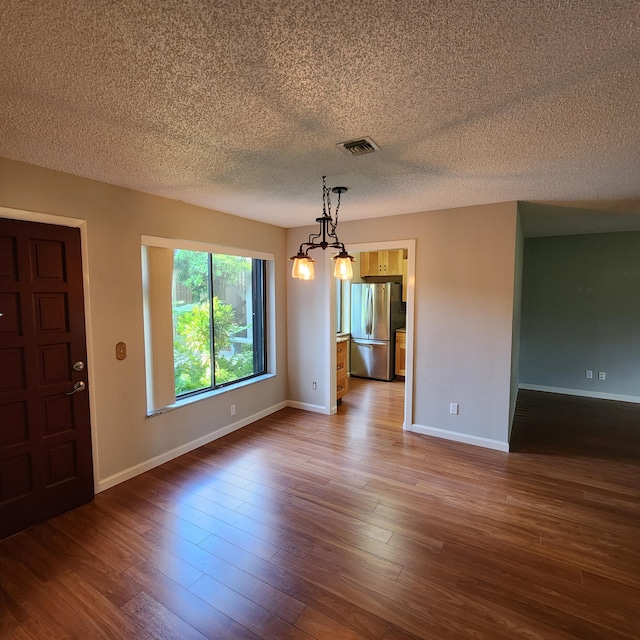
<box><xmin>1</xmin><ymin>0</ymin><xmax>639</xmax><ymax>230</ymax></box>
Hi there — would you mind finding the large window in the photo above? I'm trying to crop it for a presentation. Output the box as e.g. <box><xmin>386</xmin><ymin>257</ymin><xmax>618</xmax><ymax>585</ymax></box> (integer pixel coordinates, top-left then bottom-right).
<box><xmin>142</xmin><ymin>238</ymin><xmax>270</xmax><ymax>413</ymax></box>
<box><xmin>172</xmin><ymin>250</ymin><xmax>266</xmax><ymax>396</ymax></box>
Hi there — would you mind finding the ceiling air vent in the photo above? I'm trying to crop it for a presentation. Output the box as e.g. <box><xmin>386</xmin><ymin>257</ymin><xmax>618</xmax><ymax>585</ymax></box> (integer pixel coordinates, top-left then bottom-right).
<box><xmin>337</xmin><ymin>137</ymin><xmax>380</xmax><ymax>156</ymax></box>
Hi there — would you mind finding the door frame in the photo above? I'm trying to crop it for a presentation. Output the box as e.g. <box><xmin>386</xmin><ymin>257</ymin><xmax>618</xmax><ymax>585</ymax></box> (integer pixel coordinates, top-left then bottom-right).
<box><xmin>328</xmin><ymin>238</ymin><xmax>416</xmax><ymax>431</ymax></box>
<box><xmin>0</xmin><ymin>206</ymin><xmax>99</xmax><ymax>491</ymax></box>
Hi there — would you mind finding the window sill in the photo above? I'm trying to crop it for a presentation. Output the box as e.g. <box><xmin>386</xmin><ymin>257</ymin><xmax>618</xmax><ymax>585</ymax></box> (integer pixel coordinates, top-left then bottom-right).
<box><xmin>146</xmin><ymin>372</ymin><xmax>276</xmax><ymax>418</ymax></box>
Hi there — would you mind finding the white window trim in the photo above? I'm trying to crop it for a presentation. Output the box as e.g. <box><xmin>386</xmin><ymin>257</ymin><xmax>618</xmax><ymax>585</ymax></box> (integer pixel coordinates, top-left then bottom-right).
<box><xmin>146</xmin><ymin>372</ymin><xmax>277</xmax><ymax>417</ymax></box>
<box><xmin>141</xmin><ymin>234</ymin><xmax>275</xmax><ymax>416</ymax></box>
<box><xmin>141</xmin><ymin>234</ymin><xmax>274</xmax><ymax>262</ymax></box>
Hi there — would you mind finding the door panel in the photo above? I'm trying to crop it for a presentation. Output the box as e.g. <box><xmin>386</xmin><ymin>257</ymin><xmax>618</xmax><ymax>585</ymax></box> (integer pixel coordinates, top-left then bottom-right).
<box><xmin>370</xmin><ymin>284</ymin><xmax>391</xmax><ymax>341</ymax></box>
<box><xmin>0</xmin><ymin>217</ymin><xmax>93</xmax><ymax>539</ymax></box>
<box><xmin>350</xmin><ymin>339</ymin><xmax>393</xmax><ymax>381</ymax></box>
<box><xmin>350</xmin><ymin>284</ymin><xmax>368</xmax><ymax>339</ymax></box>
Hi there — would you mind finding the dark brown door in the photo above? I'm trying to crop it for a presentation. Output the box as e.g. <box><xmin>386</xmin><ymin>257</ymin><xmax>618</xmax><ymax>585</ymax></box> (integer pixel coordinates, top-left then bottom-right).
<box><xmin>0</xmin><ymin>217</ymin><xmax>93</xmax><ymax>539</ymax></box>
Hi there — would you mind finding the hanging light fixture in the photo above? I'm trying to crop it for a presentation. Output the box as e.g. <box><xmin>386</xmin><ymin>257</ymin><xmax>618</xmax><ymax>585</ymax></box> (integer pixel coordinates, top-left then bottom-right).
<box><xmin>290</xmin><ymin>176</ymin><xmax>355</xmax><ymax>281</ymax></box>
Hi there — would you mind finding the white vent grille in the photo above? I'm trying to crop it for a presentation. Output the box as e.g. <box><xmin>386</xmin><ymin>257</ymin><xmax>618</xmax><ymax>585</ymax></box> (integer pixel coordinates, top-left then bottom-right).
<box><xmin>337</xmin><ymin>137</ymin><xmax>380</xmax><ymax>156</ymax></box>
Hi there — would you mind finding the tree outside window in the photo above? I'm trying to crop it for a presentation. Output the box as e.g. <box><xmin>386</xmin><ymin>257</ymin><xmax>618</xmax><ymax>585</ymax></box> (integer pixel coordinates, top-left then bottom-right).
<box><xmin>172</xmin><ymin>249</ymin><xmax>265</xmax><ymax>396</ymax></box>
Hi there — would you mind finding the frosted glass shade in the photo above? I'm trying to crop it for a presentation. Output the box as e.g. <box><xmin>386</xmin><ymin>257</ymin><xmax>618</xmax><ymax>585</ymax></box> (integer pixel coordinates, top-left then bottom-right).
<box><xmin>333</xmin><ymin>255</ymin><xmax>354</xmax><ymax>280</ymax></box>
<box><xmin>291</xmin><ymin>256</ymin><xmax>315</xmax><ymax>280</ymax></box>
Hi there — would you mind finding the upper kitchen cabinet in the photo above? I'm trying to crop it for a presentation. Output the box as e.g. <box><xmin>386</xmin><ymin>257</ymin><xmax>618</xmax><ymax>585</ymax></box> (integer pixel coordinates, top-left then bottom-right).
<box><xmin>359</xmin><ymin>249</ymin><xmax>405</xmax><ymax>277</ymax></box>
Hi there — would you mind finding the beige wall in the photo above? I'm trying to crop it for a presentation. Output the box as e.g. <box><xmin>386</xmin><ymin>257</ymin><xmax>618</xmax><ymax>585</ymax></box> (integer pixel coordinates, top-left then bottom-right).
<box><xmin>1</xmin><ymin>155</ymin><xmax>520</xmax><ymax>487</ymax></box>
<box><xmin>0</xmin><ymin>157</ymin><xmax>289</xmax><ymax>489</ymax></box>
<box><xmin>287</xmin><ymin>202</ymin><xmax>519</xmax><ymax>449</ymax></box>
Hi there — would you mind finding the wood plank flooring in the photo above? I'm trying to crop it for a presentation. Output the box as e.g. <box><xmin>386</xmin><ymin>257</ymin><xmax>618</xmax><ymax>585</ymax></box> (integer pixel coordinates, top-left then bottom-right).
<box><xmin>1</xmin><ymin>381</ymin><xmax>639</xmax><ymax>639</ymax></box>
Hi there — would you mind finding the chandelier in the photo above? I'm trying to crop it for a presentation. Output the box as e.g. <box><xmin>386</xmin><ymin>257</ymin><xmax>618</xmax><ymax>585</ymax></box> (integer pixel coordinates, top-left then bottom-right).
<box><xmin>290</xmin><ymin>176</ymin><xmax>355</xmax><ymax>281</ymax></box>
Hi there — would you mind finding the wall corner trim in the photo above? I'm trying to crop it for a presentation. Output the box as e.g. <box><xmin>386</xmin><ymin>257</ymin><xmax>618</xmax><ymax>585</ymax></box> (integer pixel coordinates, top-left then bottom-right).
<box><xmin>411</xmin><ymin>424</ymin><xmax>510</xmax><ymax>452</ymax></box>
<box><xmin>96</xmin><ymin>400</ymin><xmax>288</xmax><ymax>493</ymax></box>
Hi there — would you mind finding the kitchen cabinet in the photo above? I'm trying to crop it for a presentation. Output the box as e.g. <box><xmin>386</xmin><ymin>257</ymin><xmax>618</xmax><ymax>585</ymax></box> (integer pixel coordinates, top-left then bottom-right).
<box><xmin>358</xmin><ymin>252</ymin><xmax>376</xmax><ymax>277</ymax></box>
<box><xmin>337</xmin><ymin>339</ymin><xmax>349</xmax><ymax>400</ymax></box>
<box><xmin>359</xmin><ymin>249</ymin><xmax>405</xmax><ymax>277</ymax></box>
<box><xmin>382</xmin><ymin>249</ymin><xmax>404</xmax><ymax>276</ymax></box>
<box><xmin>395</xmin><ymin>330</ymin><xmax>406</xmax><ymax>377</ymax></box>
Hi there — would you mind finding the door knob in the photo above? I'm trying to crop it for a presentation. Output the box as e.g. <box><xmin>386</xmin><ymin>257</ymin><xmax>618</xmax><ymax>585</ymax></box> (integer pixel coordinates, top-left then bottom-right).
<box><xmin>66</xmin><ymin>381</ymin><xmax>86</xmax><ymax>395</ymax></box>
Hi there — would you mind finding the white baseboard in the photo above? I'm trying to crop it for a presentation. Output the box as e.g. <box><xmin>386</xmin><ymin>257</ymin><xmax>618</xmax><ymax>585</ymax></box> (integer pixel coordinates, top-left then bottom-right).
<box><xmin>286</xmin><ymin>400</ymin><xmax>331</xmax><ymax>415</ymax></box>
<box><xmin>96</xmin><ymin>401</ymin><xmax>288</xmax><ymax>493</ymax></box>
<box><xmin>411</xmin><ymin>424</ymin><xmax>510</xmax><ymax>452</ymax></box>
<box><xmin>519</xmin><ymin>384</ymin><xmax>640</xmax><ymax>404</ymax></box>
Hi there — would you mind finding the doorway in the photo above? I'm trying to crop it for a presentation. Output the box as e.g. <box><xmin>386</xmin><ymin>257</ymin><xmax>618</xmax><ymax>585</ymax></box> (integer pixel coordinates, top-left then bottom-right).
<box><xmin>0</xmin><ymin>217</ymin><xmax>94</xmax><ymax>539</ymax></box>
<box><xmin>333</xmin><ymin>239</ymin><xmax>415</xmax><ymax>431</ymax></box>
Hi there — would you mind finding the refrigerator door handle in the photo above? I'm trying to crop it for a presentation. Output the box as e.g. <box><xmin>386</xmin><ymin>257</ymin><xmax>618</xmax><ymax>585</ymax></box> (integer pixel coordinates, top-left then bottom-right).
<box><xmin>365</xmin><ymin>286</ymin><xmax>373</xmax><ymax>335</ymax></box>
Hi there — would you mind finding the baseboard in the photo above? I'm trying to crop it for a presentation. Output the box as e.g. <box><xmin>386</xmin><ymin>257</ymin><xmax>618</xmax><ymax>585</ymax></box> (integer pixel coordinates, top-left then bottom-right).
<box><xmin>286</xmin><ymin>400</ymin><xmax>331</xmax><ymax>415</ymax></box>
<box><xmin>411</xmin><ymin>424</ymin><xmax>510</xmax><ymax>452</ymax></box>
<box><xmin>96</xmin><ymin>401</ymin><xmax>288</xmax><ymax>492</ymax></box>
<box><xmin>519</xmin><ymin>384</ymin><xmax>640</xmax><ymax>404</ymax></box>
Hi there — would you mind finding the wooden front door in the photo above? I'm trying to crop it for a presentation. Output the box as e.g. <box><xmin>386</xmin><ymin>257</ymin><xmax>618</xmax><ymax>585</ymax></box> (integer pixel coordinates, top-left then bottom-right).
<box><xmin>0</xmin><ymin>217</ymin><xmax>94</xmax><ymax>539</ymax></box>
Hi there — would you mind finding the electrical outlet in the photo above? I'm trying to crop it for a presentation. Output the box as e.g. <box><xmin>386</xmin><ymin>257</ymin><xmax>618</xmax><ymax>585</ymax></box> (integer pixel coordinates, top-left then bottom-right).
<box><xmin>598</xmin><ymin>371</ymin><xmax>606</xmax><ymax>381</ymax></box>
<box><xmin>450</xmin><ymin>402</ymin><xmax>459</xmax><ymax>415</ymax></box>
<box><xmin>230</xmin><ymin>404</ymin><xmax>236</xmax><ymax>416</ymax></box>
<box><xmin>585</xmin><ymin>370</ymin><xmax>593</xmax><ymax>379</ymax></box>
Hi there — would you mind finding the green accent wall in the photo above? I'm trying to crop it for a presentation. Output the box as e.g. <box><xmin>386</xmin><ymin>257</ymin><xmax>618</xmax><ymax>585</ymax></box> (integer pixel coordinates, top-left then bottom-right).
<box><xmin>520</xmin><ymin>231</ymin><xmax>640</xmax><ymax>399</ymax></box>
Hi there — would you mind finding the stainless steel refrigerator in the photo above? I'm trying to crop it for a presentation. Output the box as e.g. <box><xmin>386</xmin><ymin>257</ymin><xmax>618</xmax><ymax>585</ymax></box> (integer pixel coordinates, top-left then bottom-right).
<box><xmin>350</xmin><ymin>282</ymin><xmax>405</xmax><ymax>381</ymax></box>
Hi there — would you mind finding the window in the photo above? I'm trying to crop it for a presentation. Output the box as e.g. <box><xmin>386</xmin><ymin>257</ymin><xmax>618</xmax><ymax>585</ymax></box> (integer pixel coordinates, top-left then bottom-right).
<box><xmin>142</xmin><ymin>237</ymin><xmax>271</xmax><ymax>413</ymax></box>
<box><xmin>172</xmin><ymin>250</ymin><xmax>266</xmax><ymax>396</ymax></box>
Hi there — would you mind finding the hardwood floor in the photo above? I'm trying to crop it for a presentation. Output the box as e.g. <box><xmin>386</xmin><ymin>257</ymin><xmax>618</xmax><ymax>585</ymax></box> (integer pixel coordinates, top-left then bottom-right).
<box><xmin>1</xmin><ymin>382</ymin><xmax>639</xmax><ymax>639</ymax></box>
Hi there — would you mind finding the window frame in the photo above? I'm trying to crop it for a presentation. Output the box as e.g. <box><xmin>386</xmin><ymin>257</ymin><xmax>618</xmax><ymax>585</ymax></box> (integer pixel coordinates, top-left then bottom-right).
<box><xmin>174</xmin><ymin>252</ymin><xmax>267</xmax><ymax>399</ymax></box>
<box><xmin>142</xmin><ymin>235</ymin><xmax>274</xmax><ymax>415</ymax></box>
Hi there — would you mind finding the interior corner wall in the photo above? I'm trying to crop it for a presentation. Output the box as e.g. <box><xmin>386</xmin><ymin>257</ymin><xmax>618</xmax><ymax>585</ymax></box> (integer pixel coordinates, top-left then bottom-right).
<box><xmin>0</xmin><ymin>157</ymin><xmax>289</xmax><ymax>490</ymax></box>
<box><xmin>508</xmin><ymin>209</ymin><xmax>524</xmax><ymax>442</ymax></box>
<box><xmin>285</xmin><ymin>233</ymin><xmax>333</xmax><ymax>413</ymax></box>
<box><xmin>520</xmin><ymin>231</ymin><xmax>640</xmax><ymax>402</ymax></box>
<box><xmin>286</xmin><ymin>201</ymin><xmax>519</xmax><ymax>449</ymax></box>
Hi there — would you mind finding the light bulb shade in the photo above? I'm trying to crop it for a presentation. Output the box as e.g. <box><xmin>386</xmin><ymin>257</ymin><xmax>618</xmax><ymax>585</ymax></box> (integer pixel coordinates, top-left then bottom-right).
<box><xmin>332</xmin><ymin>252</ymin><xmax>354</xmax><ymax>280</ymax></box>
<box><xmin>299</xmin><ymin>258</ymin><xmax>315</xmax><ymax>280</ymax></box>
<box><xmin>291</xmin><ymin>254</ymin><xmax>315</xmax><ymax>280</ymax></box>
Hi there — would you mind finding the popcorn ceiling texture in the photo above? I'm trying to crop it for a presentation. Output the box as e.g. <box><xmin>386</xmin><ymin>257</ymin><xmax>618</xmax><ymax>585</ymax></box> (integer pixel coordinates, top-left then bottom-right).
<box><xmin>0</xmin><ymin>0</ymin><xmax>639</xmax><ymax>228</ymax></box>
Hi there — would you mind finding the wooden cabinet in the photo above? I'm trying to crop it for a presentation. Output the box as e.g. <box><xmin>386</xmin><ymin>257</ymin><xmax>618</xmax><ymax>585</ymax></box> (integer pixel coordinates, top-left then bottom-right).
<box><xmin>395</xmin><ymin>331</ymin><xmax>406</xmax><ymax>377</ymax></box>
<box><xmin>337</xmin><ymin>339</ymin><xmax>349</xmax><ymax>400</ymax></box>
<box><xmin>358</xmin><ymin>252</ymin><xmax>377</xmax><ymax>277</ymax></box>
<box><xmin>382</xmin><ymin>249</ymin><xmax>404</xmax><ymax>276</ymax></box>
<box><xmin>359</xmin><ymin>249</ymin><xmax>405</xmax><ymax>277</ymax></box>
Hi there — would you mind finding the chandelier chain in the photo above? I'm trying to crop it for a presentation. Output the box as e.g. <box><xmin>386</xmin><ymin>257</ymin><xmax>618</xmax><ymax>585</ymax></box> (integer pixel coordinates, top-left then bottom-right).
<box><xmin>331</xmin><ymin>189</ymin><xmax>341</xmax><ymax>235</ymax></box>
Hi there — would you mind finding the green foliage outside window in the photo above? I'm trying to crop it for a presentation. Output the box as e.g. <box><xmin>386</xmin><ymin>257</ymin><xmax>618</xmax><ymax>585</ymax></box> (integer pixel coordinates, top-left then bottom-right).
<box><xmin>173</xmin><ymin>250</ymin><xmax>257</xmax><ymax>395</ymax></box>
